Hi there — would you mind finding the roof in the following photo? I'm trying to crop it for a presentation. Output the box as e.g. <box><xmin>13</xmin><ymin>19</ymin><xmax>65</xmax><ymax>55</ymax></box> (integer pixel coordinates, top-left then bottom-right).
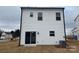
<box><xmin>21</xmin><ymin>7</ymin><xmax>64</xmax><ymax>9</ymax></box>
<box><xmin>74</xmin><ymin>15</ymin><xmax>79</xmax><ymax>21</ymax></box>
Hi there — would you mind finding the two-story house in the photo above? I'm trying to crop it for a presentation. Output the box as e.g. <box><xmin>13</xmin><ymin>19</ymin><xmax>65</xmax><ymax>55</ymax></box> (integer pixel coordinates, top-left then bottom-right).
<box><xmin>19</xmin><ymin>7</ymin><xmax>66</xmax><ymax>47</ymax></box>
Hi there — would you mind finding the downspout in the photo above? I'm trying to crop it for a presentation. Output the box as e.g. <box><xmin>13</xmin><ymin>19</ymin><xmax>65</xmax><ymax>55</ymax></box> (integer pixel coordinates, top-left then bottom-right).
<box><xmin>63</xmin><ymin>8</ymin><xmax>67</xmax><ymax>48</ymax></box>
<box><xmin>19</xmin><ymin>8</ymin><xmax>23</xmax><ymax>46</ymax></box>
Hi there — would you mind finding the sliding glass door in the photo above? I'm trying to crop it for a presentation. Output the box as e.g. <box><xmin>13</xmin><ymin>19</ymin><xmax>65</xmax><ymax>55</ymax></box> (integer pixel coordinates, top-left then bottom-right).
<box><xmin>25</xmin><ymin>32</ymin><xmax>36</xmax><ymax>44</ymax></box>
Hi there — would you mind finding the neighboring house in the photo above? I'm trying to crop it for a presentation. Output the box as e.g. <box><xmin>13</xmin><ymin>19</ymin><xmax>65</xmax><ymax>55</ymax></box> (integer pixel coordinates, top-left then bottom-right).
<box><xmin>72</xmin><ymin>15</ymin><xmax>79</xmax><ymax>40</ymax></box>
<box><xmin>20</xmin><ymin>7</ymin><xmax>66</xmax><ymax>47</ymax></box>
<box><xmin>0</xmin><ymin>32</ymin><xmax>6</xmax><ymax>40</ymax></box>
<box><xmin>0</xmin><ymin>32</ymin><xmax>12</xmax><ymax>40</ymax></box>
<box><xmin>5</xmin><ymin>32</ymin><xmax>12</xmax><ymax>39</ymax></box>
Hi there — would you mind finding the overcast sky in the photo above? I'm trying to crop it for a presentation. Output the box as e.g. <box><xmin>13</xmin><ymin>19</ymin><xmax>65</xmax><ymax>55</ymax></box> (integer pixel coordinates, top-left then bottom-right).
<box><xmin>65</xmin><ymin>6</ymin><xmax>79</xmax><ymax>34</ymax></box>
<box><xmin>0</xmin><ymin>6</ymin><xmax>79</xmax><ymax>34</ymax></box>
<box><xmin>0</xmin><ymin>6</ymin><xmax>21</xmax><ymax>31</ymax></box>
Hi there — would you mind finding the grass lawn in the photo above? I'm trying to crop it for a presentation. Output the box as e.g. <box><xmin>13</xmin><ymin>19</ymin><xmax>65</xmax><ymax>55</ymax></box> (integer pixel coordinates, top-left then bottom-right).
<box><xmin>0</xmin><ymin>40</ymin><xmax>79</xmax><ymax>53</ymax></box>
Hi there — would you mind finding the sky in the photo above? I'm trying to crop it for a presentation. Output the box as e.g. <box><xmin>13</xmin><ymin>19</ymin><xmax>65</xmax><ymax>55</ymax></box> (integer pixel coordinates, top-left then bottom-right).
<box><xmin>65</xmin><ymin>6</ymin><xmax>79</xmax><ymax>34</ymax></box>
<box><xmin>0</xmin><ymin>6</ymin><xmax>21</xmax><ymax>31</ymax></box>
<box><xmin>0</xmin><ymin>6</ymin><xmax>79</xmax><ymax>34</ymax></box>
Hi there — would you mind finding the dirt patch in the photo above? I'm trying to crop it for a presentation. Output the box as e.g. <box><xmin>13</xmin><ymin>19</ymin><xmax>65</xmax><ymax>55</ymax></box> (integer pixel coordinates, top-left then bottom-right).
<box><xmin>0</xmin><ymin>40</ymin><xmax>79</xmax><ymax>53</ymax></box>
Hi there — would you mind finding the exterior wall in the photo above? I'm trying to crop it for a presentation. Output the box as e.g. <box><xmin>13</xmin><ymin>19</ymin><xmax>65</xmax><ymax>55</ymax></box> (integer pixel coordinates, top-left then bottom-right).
<box><xmin>73</xmin><ymin>31</ymin><xmax>79</xmax><ymax>40</ymax></box>
<box><xmin>21</xmin><ymin>8</ymin><xmax>65</xmax><ymax>45</ymax></box>
<box><xmin>73</xmin><ymin>16</ymin><xmax>79</xmax><ymax>40</ymax></box>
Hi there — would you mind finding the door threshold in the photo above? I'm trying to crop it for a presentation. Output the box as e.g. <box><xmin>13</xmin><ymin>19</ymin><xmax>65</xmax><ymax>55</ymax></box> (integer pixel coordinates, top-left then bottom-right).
<box><xmin>24</xmin><ymin>44</ymin><xmax>36</xmax><ymax>47</ymax></box>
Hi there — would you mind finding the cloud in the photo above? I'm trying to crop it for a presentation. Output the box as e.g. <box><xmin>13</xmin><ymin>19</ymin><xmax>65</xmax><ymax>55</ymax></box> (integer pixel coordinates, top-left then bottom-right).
<box><xmin>65</xmin><ymin>6</ymin><xmax>79</xmax><ymax>28</ymax></box>
<box><xmin>0</xmin><ymin>6</ymin><xmax>79</xmax><ymax>32</ymax></box>
<box><xmin>0</xmin><ymin>6</ymin><xmax>21</xmax><ymax>31</ymax></box>
<box><xmin>0</xmin><ymin>6</ymin><xmax>20</xmax><ymax>25</ymax></box>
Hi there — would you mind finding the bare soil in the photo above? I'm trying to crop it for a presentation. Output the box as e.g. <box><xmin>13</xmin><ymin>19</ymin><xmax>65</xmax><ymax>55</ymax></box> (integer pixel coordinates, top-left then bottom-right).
<box><xmin>0</xmin><ymin>40</ymin><xmax>79</xmax><ymax>53</ymax></box>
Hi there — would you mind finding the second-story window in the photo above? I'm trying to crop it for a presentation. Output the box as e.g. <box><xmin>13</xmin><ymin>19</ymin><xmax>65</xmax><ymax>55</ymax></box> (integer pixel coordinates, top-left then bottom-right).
<box><xmin>30</xmin><ymin>12</ymin><xmax>33</xmax><ymax>17</ymax></box>
<box><xmin>38</xmin><ymin>12</ymin><xmax>43</xmax><ymax>21</ymax></box>
<box><xmin>56</xmin><ymin>12</ymin><xmax>61</xmax><ymax>21</ymax></box>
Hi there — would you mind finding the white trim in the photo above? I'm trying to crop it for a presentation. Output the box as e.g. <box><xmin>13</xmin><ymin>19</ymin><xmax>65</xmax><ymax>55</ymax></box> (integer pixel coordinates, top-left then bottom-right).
<box><xmin>23</xmin><ymin>44</ymin><xmax>36</xmax><ymax>47</ymax></box>
<box><xmin>36</xmin><ymin>44</ymin><xmax>60</xmax><ymax>45</ymax></box>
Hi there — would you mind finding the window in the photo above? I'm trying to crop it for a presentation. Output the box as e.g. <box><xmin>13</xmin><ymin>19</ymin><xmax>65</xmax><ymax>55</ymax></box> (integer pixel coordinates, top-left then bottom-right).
<box><xmin>56</xmin><ymin>12</ymin><xmax>61</xmax><ymax>20</ymax></box>
<box><xmin>49</xmin><ymin>31</ymin><xmax>55</xmax><ymax>36</ymax></box>
<box><xmin>30</xmin><ymin>12</ymin><xmax>33</xmax><ymax>17</ymax></box>
<box><xmin>38</xmin><ymin>12</ymin><xmax>43</xmax><ymax>21</ymax></box>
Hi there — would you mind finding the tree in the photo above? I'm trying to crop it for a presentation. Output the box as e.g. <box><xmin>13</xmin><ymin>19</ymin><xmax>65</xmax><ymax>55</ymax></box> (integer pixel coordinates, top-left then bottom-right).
<box><xmin>10</xmin><ymin>29</ymin><xmax>20</xmax><ymax>40</ymax></box>
<box><xmin>10</xmin><ymin>31</ymin><xmax>14</xmax><ymax>40</ymax></box>
<box><xmin>15</xmin><ymin>29</ymin><xmax>20</xmax><ymax>37</ymax></box>
<box><xmin>0</xmin><ymin>29</ymin><xmax>3</xmax><ymax>37</ymax></box>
